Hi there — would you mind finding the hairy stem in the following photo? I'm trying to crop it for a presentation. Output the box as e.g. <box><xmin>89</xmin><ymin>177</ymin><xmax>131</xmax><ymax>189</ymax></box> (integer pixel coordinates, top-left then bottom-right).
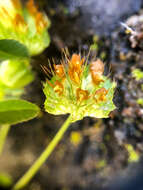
<box><xmin>13</xmin><ymin>115</ymin><xmax>72</xmax><ymax>190</ymax></box>
<box><xmin>0</xmin><ymin>125</ymin><xmax>10</xmax><ymax>155</ymax></box>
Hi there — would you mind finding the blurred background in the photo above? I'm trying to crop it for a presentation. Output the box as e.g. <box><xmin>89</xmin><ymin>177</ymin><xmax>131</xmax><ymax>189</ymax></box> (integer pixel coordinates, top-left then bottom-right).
<box><xmin>0</xmin><ymin>0</ymin><xmax>143</xmax><ymax>189</ymax></box>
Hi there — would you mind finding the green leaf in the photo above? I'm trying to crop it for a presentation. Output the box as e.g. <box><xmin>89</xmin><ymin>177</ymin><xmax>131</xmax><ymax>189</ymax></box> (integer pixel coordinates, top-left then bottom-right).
<box><xmin>0</xmin><ymin>39</ymin><xmax>29</xmax><ymax>61</ymax></box>
<box><xmin>0</xmin><ymin>99</ymin><xmax>40</xmax><ymax>125</ymax></box>
<box><xmin>0</xmin><ymin>173</ymin><xmax>13</xmax><ymax>188</ymax></box>
<box><xmin>132</xmin><ymin>69</ymin><xmax>143</xmax><ymax>81</ymax></box>
<box><xmin>137</xmin><ymin>98</ymin><xmax>143</xmax><ymax>106</ymax></box>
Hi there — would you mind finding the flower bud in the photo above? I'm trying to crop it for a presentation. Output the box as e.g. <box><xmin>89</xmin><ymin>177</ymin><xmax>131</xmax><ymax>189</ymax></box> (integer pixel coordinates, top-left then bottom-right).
<box><xmin>0</xmin><ymin>59</ymin><xmax>34</xmax><ymax>89</ymax></box>
<box><xmin>0</xmin><ymin>0</ymin><xmax>50</xmax><ymax>55</ymax></box>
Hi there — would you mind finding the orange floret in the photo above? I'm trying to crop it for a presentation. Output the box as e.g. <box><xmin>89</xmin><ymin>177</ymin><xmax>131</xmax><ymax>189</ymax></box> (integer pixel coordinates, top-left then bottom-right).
<box><xmin>13</xmin><ymin>13</ymin><xmax>27</xmax><ymax>31</ymax></box>
<box><xmin>91</xmin><ymin>73</ymin><xmax>104</xmax><ymax>85</ymax></box>
<box><xmin>53</xmin><ymin>80</ymin><xmax>64</xmax><ymax>96</ymax></box>
<box><xmin>68</xmin><ymin>54</ymin><xmax>84</xmax><ymax>85</ymax></box>
<box><xmin>11</xmin><ymin>0</ymin><xmax>21</xmax><ymax>10</ymax></box>
<box><xmin>68</xmin><ymin>69</ymin><xmax>81</xmax><ymax>85</ymax></box>
<box><xmin>90</xmin><ymin>59</ymin><xmax>104</xmax><ymax>74</ymax></box>
<box><xmin>76</xmin><ymin>88</ymin><xmax>89</xmax><ymax>102</ymax></box>
<box><xmin>69</xmin><ymin>54</ymin><xmax>84</xmax><ymax>70</ymax></box>
<box><xmin>1</xmin><ymin>7</ymin><xmax>10</xmax><ymax>18</ymax></box>
<box><xmin>26</xmin><ymin>0</ymin><xmax>37</xmax><ymax>16</ymax></box>
<box><xmin>94</xmin><ymin>88</ymin><xmax>108</xmax><ymax>102</ymax></box>
<box><xmin>26</xmin><ymin>0</ymin><xmax>48</xmax><ymax>33</ymax></box>
<box><xmin>35</xmin><ymin>12</ymin><xmax>48</xmax><ymax>33</ymax></box>
<box><xmin>54</xmin><ymin>64</ymin><xmax>65</xmax><ymax>79</ymax></box>
<box><xmin>90</xmin><ymin>59</ymin><xmax>104</xmax><ymax>85</ymax></box>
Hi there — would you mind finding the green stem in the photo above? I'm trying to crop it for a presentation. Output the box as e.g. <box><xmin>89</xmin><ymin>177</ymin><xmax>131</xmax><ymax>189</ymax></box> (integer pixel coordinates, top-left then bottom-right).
<box><xmin>13</xmin><ymin>115</ymin><xmax>72</xmax><ymax>190</ymax></box>
<box><xmin>0</xmin><ymin>125</ymin><xmax>10</xmax><ymax>155</ymax></box>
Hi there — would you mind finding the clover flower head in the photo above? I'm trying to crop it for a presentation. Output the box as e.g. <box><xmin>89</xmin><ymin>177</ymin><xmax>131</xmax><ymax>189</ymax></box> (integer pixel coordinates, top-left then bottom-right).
<box><xmin>0</xmin><ymin>0</ymin><xmax>50</xmax><ymax>55</ymax></box>
<box><xmin>43</xmin><ymin>52</ymin><xmax>116</xmax><ymax>122</ymax></box>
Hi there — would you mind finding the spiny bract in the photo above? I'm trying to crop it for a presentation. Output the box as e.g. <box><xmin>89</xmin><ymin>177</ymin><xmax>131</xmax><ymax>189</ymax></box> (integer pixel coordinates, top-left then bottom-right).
<box><xmin>43</xmin><ymin>53</ymin><xmax>116</xmax><ymax>122</ymax></box>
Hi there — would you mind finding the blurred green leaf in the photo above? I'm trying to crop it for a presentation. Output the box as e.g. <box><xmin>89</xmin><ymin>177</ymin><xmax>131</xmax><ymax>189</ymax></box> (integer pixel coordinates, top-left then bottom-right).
<box><xmin>137</xmin><ymin>98</ymin><xmax>143</xmax><ymax>106</ymax></box>
<box><xmin>0</xmin><ymin>99</ymin><xmax>40</xmax><ymax>125</ymax></box>
<box><xmin>0</xmin><ymin>39</ymin><xmax>29</xmax><ymax>61</ymax></box>
<box><xmin>132</xmin><ymin>69</ymin><xmax>143</xmax><ymax>81</ymax></box>
<box><xmin>0</xmin><ymin>172</ymin><xmax>13</xmax><ymax>188</ymax></box>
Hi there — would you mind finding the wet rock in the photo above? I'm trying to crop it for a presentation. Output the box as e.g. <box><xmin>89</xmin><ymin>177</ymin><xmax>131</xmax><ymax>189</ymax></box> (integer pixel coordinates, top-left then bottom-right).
<box><xmin>125</xmin><ymin>13</ymin><xmax>143</xmax><ymax>49</ymax></box>
<box><xmin>65</xmin><ymin>0</ymin><xmax>142</xmax><ymax>36</ymax></box>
